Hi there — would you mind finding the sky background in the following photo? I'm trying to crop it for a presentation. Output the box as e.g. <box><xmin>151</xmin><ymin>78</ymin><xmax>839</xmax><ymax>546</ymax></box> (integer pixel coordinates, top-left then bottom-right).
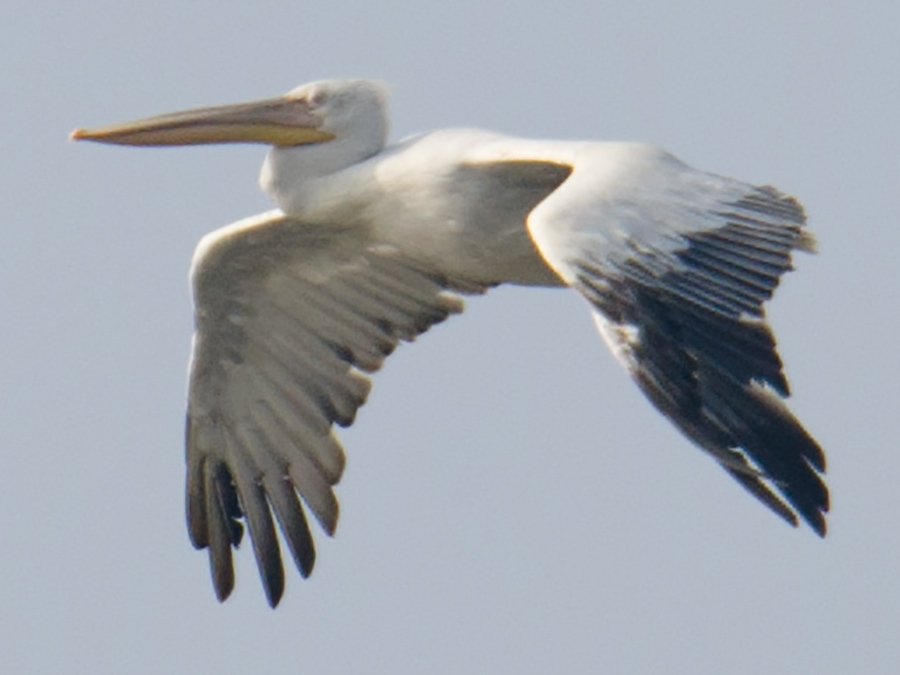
<box><xmin>2</xmin><ymin>2</ymin><xmax>899</xmax><ymax>673</ymax></box>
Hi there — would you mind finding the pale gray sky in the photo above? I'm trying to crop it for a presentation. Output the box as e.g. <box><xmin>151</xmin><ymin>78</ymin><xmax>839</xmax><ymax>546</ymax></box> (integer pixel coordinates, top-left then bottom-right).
<box><xmin>2</xmin><ymin>2</ymin><xmax>899</xmax><ymax>673</ymax></box>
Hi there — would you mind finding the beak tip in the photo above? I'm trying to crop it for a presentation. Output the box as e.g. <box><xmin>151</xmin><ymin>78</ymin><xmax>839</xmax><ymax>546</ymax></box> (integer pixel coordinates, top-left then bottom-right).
<box><xmin>69</xmin><ymin>128</ymin><xmax>87</xmax><ymax>142</ymax></box>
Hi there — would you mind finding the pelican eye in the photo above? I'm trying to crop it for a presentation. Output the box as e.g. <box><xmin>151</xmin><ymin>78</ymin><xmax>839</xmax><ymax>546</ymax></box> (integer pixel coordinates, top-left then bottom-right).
<box><xmin>306</xmin><ymin>89</ymin><xmax>328</xmax><ymax>109</ymax></box>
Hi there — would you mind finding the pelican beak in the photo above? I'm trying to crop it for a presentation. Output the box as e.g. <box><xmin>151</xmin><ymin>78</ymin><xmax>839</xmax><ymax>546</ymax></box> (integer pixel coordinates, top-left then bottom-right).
<box><xmin>70</xmin><ymin>96</ymin><xmax>335</xmax><ymax>147</ymax></box>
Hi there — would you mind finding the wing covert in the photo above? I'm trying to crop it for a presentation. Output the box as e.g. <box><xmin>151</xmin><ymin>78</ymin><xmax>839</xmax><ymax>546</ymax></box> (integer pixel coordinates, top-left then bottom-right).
<box><xmin>185</xmin><ymin>211</ymin><xmax>487</xmax><ymax>606</ymax></box>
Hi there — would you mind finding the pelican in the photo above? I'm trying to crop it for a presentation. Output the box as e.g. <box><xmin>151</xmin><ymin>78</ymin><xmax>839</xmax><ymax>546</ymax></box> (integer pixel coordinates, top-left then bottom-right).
<box><xmin>72</xmin><ymin>79</ymin><xmax>827</xmax><ymax>607</ymax></box>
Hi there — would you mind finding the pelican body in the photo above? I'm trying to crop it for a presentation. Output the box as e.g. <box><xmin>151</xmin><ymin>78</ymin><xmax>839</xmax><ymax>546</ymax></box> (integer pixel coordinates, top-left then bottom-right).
<box><xmin>72</xmin><ymin>79</ymin><xmax>827</xmax><ymax>607</ymax></box>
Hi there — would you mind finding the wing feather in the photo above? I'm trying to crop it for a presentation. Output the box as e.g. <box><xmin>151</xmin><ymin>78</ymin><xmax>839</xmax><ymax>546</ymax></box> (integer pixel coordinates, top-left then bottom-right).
<box><xmin>527</xmin><ymin>150</ymin><xmax>827</xmax><ymax>535</ymax></box>
<box><xmin>225</xmin><ymin>428</ymin><xmax>285</xmax><ymax>606</ymax></box>
<box><xmin>201</xmin><ymin>458</ymin><xmax>239</xmax><ymax>602</ymax></box>
<box><xmin>186</xmin><ymin>211</ymin><xmax>487</xmax><ymax>605</ymax></box>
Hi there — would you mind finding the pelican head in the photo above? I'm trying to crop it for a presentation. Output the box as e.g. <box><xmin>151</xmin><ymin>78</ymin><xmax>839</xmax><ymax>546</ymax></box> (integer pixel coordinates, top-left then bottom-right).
<box><xmin>283</xmin><ymin>79</ymin><xmax>390</xmax><ymax>153</ymax></box>
<box><xmin>72</xmin><ymin>79</ymin><xmax>391</xmax><ymax>214</ymax></box>
<box><xmin>70</xmin><ymin>78</ymin><xmax>389</xmax><ymax>152</ymax></box>
<box><xmin>260</xmin><ymin>80</ymin><xmax>391</xmax><ymax>197</ymax></box>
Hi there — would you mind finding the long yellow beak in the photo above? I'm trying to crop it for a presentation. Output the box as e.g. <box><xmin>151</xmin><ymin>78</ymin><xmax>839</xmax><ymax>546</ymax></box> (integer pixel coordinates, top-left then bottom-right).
<box><xmin>70</xmin><ymin>96</ymin><xmax>335</xmax><ymax>147</ymax></box>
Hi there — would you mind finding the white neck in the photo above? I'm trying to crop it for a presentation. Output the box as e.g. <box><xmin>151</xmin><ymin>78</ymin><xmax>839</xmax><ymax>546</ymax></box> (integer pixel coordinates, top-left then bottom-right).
<box><xmin>259</xmin><ymin>115</ymin><xmax>388</xmax><ymax>216</ymax></box>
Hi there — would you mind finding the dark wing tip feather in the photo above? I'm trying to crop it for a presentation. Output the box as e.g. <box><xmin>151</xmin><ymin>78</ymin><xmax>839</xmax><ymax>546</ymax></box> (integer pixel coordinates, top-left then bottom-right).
<box><xmin>724</xmin><ymin>464</ymin><xmax>800</xmax><ymax>529</ymax></box>
<box><xmin>203</xmin><ymin>460</ymin><xmax>239</xmax><ymax>603</ymax></box>
<box><xmin>236</xmin><ymin>476</ymin><xmax>286</xmax><ymax>608</ymax></box>
<box><xmin>191</xmin><ymin>453</ymin><xmax>318</xmax><ymax>607</ymax></box>
<box><xmin>185</xmin><ymin>444</ymin><xmax>209</xmax><ymax>550</ymax></box>
<box><xmin>700</xmin><ymin>366</ymin><xmax>828</xmax><ymax>535</ymax></box>
<box><xmin>266</xmin><ymin>475</ymin><xmax>317</xmax><ymax>579</ymax></box>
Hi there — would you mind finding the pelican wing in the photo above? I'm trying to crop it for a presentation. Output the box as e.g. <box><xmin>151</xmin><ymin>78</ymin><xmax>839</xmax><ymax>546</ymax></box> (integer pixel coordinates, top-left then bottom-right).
<box><xmin>526</xmin><ymin>145</ymin><xmax>828</xmax><ymax>533</ymax></box>
<box><xmin>185</xmin><ymin>210</ymin><xmax>488</xmax><ymax>606</ymax></box>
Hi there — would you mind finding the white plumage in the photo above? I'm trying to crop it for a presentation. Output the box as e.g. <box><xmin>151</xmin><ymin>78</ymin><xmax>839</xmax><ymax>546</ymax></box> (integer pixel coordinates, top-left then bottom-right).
<box><xmin>72</xmin><ymin>79</ymin><xmax>827</xmax><ymax>607</ymax></box>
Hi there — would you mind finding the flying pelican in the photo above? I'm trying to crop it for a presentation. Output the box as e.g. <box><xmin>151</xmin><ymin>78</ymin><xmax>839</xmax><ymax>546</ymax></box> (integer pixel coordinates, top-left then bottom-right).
<box><xmin>72</xmin><ymin>79</ymin><xmax>827</xmax><ymax>607</ymax></box>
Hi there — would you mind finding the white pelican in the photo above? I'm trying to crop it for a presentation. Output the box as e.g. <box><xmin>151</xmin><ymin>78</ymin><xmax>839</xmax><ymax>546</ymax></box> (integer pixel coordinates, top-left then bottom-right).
<box><xmin>72</xmin><ymin>79</ymin><xmax>827</xmax><ymax>607</ymax></box>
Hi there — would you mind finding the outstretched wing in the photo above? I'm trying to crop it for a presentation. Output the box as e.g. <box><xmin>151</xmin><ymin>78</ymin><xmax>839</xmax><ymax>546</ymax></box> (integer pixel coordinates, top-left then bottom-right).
<box><xmin>186</xmin><ymin>210</ymin><xmax>488</xmax><ymax>606</ymax></box>
<box><xmin>526</xmin><ymin>144</ymin><xmax>827</xmax><ymax>534</ymax></box>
